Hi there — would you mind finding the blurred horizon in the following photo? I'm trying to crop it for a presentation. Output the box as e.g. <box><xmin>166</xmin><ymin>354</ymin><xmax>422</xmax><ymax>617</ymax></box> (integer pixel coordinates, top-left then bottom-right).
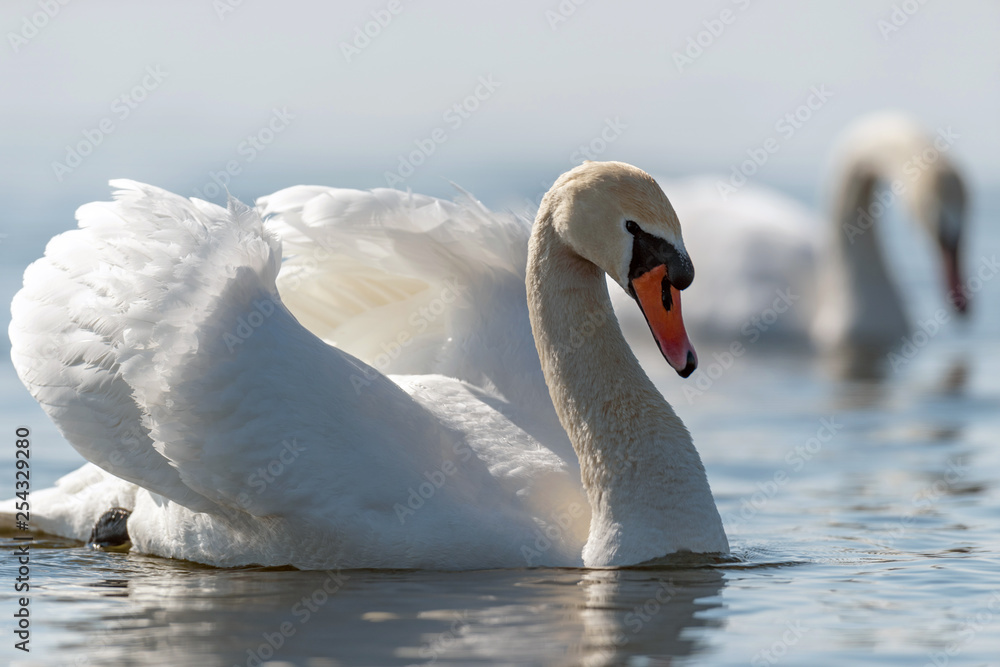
<box><xmin>0</xmin><ymin>0</ymin><xmax>997</xmax><ymax>247</ymax></box>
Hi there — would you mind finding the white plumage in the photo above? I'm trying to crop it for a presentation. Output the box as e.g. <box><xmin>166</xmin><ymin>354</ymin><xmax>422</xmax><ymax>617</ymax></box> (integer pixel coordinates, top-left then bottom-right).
<box><xmin>5</xmin><ymin>163</ymin><xmax>728</xmax><ymax>569</ymax></box>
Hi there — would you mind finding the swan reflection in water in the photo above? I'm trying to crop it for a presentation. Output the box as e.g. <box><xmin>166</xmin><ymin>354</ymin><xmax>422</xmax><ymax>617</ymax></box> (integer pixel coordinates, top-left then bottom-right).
<box><xmin>47</xmin><ymin>553</ymin><xmax>727</xmax><ymax>666</ymax></box>
<box><xmin>577</xmin><ymin>567</ymin><xmax>726</xmax><ymax>667</ymax></box>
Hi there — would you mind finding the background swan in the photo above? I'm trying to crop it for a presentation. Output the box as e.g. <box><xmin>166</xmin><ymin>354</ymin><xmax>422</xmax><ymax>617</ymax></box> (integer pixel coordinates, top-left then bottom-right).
<box><xmin>613</xmin><ymin>112</ymin><xmax>969</xmax><ymax>358</ymax></box>
<box><xmin>5</xmin><ymin>161</ymin><xmax>727</xmax><ymax>569</ymax></box>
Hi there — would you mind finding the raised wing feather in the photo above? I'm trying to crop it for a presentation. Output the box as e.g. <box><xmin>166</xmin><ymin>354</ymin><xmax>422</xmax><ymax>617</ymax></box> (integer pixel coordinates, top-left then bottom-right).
<box><xmin>9</xmin><ymin>182</ymin><xmax>506</xmax><ymax>523</ymax></box>
<box><xmin>258</xmin><ymin>186</ymin><xmax>568</xmax><ymax>458</ymax></box>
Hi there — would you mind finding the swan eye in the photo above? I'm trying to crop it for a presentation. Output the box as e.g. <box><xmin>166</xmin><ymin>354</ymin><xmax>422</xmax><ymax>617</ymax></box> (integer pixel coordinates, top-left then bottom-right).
<box><xmin>625</xmin><ymin>220</ymin><xmax>640</xmax><ymax>234</ymax></box>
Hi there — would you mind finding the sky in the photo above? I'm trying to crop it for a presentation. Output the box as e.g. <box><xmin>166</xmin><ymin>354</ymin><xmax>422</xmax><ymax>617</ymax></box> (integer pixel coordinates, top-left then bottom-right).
<box><xmin>0</xmin><ymin>0</ymin><xmax>997</xmax><ymax>481</ymax></box>
<box><xmin>0</xmin><ymin>0</ymin><xmax>997</xmax><ymax>239</ymax></box>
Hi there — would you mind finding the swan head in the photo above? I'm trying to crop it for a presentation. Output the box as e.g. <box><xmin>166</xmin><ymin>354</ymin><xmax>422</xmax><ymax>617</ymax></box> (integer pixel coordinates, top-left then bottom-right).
<box><xmin>543</xmin><ymin>161</ymin><xmax>698</xmax><ymax>377</ymax></box>
<box><xmin>837</xmin><ymin>112</ymin><xmax>970</xmax><ymax>315</ymax></box>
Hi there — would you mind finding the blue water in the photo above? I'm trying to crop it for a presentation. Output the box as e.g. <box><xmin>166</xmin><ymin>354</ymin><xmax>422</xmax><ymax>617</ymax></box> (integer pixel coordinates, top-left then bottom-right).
<box><xmin>1</xmin><ymin>183</ymin><xmax>999</xmax><ymax>666</ymax></box>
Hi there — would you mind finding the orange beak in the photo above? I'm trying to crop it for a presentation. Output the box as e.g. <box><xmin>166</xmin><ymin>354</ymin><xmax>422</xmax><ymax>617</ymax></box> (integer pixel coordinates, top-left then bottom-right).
<box><xmin>630</xmin><ymin>264</ymin><xmax>697</xmax><ymax>377</ymax></box>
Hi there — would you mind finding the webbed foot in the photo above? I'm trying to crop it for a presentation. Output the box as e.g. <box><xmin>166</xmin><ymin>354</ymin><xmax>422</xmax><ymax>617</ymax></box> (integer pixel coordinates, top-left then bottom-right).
<box><xmin>88</xmin><ymin>508</ymin><xmax>131</xmax><ymax>551</ymax></box>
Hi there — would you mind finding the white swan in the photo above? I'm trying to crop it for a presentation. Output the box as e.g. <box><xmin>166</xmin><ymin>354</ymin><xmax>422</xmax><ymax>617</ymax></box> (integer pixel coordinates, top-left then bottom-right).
<box><xmin>614</xmin><ymin>112</ymin><xmax>968</xmax><ymax>355</ymax></box>
<box><xmin>5</xmin><ymin>161</ymin><xmax>728</xmax><ymax>569</ymax></box>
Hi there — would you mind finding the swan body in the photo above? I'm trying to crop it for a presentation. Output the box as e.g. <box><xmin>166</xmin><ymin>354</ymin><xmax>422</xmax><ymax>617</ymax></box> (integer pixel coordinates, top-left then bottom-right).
<box><xmin>812</xmin><ymin>112</ymin><xmax>966</xmax><ymax>350</ymax></box>
<box><xmin>5</xmin><ymin>161</ymin><xmax>727</xmax><ymax>569</ymax></box>
<box><xmin>614</xmin><ymin>112</ymin><xmax>967</xmax><ymax>355</ymax></box>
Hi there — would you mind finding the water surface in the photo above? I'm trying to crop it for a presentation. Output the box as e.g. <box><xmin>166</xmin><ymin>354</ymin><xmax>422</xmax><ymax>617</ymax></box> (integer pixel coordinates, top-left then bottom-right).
<box><xmin>1</xmin><ymin>189</ymin><xmax>999</xmax><ymax>666</ymax></box>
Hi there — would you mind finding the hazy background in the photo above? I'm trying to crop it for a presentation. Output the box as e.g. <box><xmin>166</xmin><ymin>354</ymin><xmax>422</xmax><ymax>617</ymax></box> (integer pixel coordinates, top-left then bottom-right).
<box><xmin>0</xmin><ymin>2</ymin><xmax>997</xmax><ymax>468</ymax></box>
<box><xmin>3</xmin><ymin>7</ymin><xmax>1000</xmax><ymax>664</ymax></box>
<box><xmin>1</xmin><ymin>0</ymin><xmax>997</xmax><ymax>220</ymax></box>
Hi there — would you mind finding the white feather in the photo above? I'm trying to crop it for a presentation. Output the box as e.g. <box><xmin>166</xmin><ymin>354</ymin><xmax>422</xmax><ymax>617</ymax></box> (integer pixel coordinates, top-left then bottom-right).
<box><xmin>4</xmin><ymin>162</ymin><xmax>728</xmax><ymax>569</ymax></box>
<box><xmin>5</xmin><ymin>181</ymin><xmax>584</xmax><ymax>569</ymax></box>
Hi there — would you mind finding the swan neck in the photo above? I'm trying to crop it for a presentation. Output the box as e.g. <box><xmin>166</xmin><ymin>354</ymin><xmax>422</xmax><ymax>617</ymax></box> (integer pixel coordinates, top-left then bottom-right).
<box><xmin>816</xmin><ymin>163</ymin><xmax>908</xmax><ymax>348</ymax></box>
<box><xmin>526</xmin><ymin>208</ymin><xmax>727</xmax><ymax>564</ymax></box>
<box><xmin>527</xmin><ymin>216</ymin><xmax>660</xmax><ymax>465</ymax></box>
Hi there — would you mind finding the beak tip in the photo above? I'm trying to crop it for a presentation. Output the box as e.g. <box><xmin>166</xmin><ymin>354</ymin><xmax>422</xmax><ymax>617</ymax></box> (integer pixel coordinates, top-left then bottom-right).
<box><xmin>676</xmin><ymin>350</ymin><xmax>697</xmax><ymax>378</ymax></box>
<box><xmin>949</xmin><ymin>287</ymin><xmax>969</xmax><ymax>315</ymax></box>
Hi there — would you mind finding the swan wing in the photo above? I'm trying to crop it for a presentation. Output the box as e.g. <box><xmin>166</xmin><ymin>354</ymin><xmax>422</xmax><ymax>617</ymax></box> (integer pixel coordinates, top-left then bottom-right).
<box><xmin>256</xmin><ymin>186</ymin><xmax>556</xmax><ymax>422</ymax></box>
<box><xmin>9</xmin><ymin>182</ymin><xmax>510</xmax><ymax>529</ymax></box>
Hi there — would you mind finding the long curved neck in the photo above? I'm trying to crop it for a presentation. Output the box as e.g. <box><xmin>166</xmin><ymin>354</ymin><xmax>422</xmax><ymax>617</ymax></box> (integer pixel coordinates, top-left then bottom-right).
<box><xmin>526</xmin><ymin>209</ymin><xmax>727</xmax><ymax>566</ymax></box>
<box><xmin>813</xmin><ymin>165</ymin><xmax>908</xmax><ymax>350</ymax></box>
